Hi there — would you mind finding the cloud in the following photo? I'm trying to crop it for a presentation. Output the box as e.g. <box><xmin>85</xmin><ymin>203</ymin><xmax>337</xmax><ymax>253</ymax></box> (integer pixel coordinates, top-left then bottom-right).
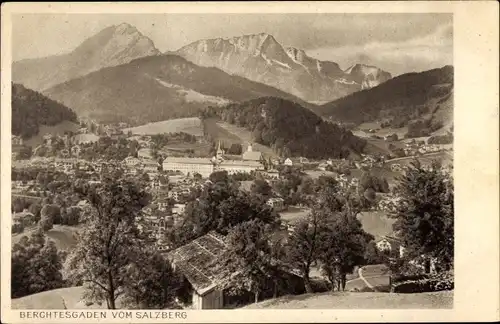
<box><xmin>307</xmin><ymin>23</ymin><xmax>453</xmax><ymax>76</ymax></box>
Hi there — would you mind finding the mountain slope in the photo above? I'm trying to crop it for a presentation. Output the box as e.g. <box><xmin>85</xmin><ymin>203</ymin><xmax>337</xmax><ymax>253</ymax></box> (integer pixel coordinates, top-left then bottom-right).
<box><xmin>43</xmin><ymin>54</ymin><xmax>317</xmax><ymax>125</ymax></box>
<box><xmin>317</xmin><ymin>66</ymin><xmax>454</xmax><ymax>132</ymax></box>
<box><xmin>12</xmin><ymin>23</ymin><xmax>160</xmax><ymax>91</ymax></box>
<box><xmin>175</xmin><ymin>33</ymin><xmax>391</xmax><ymax>102</ymax></box>
<box><xmin>205</xmin><ymin>97</ymin><xmax>367</xmax><ymax>159</ymax></box>
<box><xmin>11</xmin><ymin>83</ymin><xmax>78</xmax><ymax>139</ymax></box>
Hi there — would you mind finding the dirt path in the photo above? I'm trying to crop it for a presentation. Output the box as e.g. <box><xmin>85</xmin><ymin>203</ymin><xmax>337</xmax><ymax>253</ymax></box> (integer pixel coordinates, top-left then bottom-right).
<box><xmin>358</xmin><ymin>267</ymin><xmax>375</xmax><ymax>290</ymax></box>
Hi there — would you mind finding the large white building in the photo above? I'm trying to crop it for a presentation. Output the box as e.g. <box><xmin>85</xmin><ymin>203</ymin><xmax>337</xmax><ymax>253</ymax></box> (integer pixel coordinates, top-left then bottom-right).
<box><xmin>217</xmin><ymin>160</ymin><xmax>262</xmax><ymax>175</ymax></box>
<box><xmin>163</xmin><ymin>157</ymin><xmax>215</xmax><ymax>178</ymax></box>
<box><xmin>161</xmin><ymin>142</ymin><xmax>264</xmax><ymax>178</ymax></box>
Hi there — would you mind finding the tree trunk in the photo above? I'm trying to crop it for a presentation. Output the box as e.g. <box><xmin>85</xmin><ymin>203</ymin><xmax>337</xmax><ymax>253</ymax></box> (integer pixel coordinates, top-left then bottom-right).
<box><xmin>254</xmin><ymin>290</ymin><xmax>259</xmax><ymax>304</ymax></box>
<box><xmin>341</xmin><ymin>274</ymin><xmax>347</xmax><ymax>291</ymax></box>
<box><xmin>304</xmin><ymin>275</ymin><xmax>313</xmax><ymax>293</ymax></box>
<box><xmin>107</xmin><ymin>271</ymin><xmax>116</xmax><ymax>309</ymax></box>
<box><xmin>273</xmin><ymin>279</ymin><xmax>278</xmax><ymax>298</ymax></box>
<box><xmin>330</xmin><ymin>279</ymin><xmax>335</xmax><ymax>291</ymax></box>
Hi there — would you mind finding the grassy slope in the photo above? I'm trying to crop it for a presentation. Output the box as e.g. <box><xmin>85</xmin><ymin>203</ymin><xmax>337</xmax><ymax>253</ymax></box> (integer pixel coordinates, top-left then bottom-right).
<box><xmin>12</xmin><ymin>225</ymin><xmax>81</xmax><ymax>252</ymax></box>
<box><xmin>11</xmin><ymin>286</ymin><xmax>127</xmax><ymax>309</ymax></box>
<box><xmin>24</xmin><ymin>121</ymin><xmax>80</xmax><ymax>148</ymax></box>
<box><xmin>123</xmin><ymin>117</ymin><xmax>204</xmax><ymax>137</ymax></box>
<box><xmin>244</xmin><ymin>291</ymin><xmax>453</xmax><ymax>309</ymax></box>
<box><xmin>357</xmin><ymin>211</ymin><xmax>396</xmax><ymax>240</ymax></box>
<box><xmin>203</xmin><ymin>117</ymin><xmax>278</xmax><ymax>158</ymax></box>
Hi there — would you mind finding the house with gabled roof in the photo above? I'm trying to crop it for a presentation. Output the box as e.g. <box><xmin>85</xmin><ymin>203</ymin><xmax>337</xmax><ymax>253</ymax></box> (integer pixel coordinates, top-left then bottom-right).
<box><xmin>242</xmin><ymin>143</ymin><xmax>263</xmax><ymax>161</ymax></box>
<box><xmin>167</xmin><ymin>231</ymin><xmax>305</xmax><ymax>309</ymax></box>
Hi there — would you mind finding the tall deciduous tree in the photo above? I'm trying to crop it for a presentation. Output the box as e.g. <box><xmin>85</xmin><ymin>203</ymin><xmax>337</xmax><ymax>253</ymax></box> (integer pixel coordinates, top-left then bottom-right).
<box><xmin>391</xmin><ymin>161</ymin><xmax>454</xmax><ymax>270</ymax></box>
<box><xmin>286</xmin><ymin>210</ymin><xmax>324</xmax><ymax>293</ymax></box>
<box><xmin>65</xmin><ymin>178</ymin><xmax>150</xmax><ymax>309</ymax></box>
<box><xmin>121</xmin><ymin>246</ymin><xmax>181</xmax><ymax>309</ymax></box>
<box><xmin>317</xmin><ymin>212</ymin><xmax>373</xmax><ymax>291</ymax></box>
<box><xmin>215</xmin><ymin>220</ymin><xmax>275</xmax><ymax>303</ymax></box>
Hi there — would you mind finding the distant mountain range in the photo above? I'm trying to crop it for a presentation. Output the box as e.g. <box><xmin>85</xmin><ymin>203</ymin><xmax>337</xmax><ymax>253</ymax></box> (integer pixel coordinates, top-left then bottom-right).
<box><xmin>176</xmin><ymin>33</ymin><xmax>392</xmax><ymax>102</ymax></box>
<box><xmin>12</xmin><ymin>23</ymin><xmax>451</xmax><ymax>136</ymax></box>
<box><xmin>12</xmin><ymin>23</ymin><xmax>160</xmax><ymax>92</ymax></box>
<box><xmin>317</xmin><ymin>65</ymin><xmax>454</xmax><ymax>134</ymax></box>
<box><xmin>43</xmin><ymin>55</ymin><xmax>315</xmax><ymax>125</ymax></box>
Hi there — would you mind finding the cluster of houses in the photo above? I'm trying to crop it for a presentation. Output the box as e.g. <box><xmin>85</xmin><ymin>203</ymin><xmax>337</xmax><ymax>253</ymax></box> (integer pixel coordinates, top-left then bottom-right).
<box><xmin>354</xmin><ymin>154</ymin><xmax>383</xmax><ymax>169</ymax></box>
<box><xmin>402</xmin><ymin>141</ymin><xmax>450</xmax><ymax>156</ymax></box>
<box><xmin>377</xmin><ymin>195</ymin><xmax>402</xmax><ymax>213</ymax></box>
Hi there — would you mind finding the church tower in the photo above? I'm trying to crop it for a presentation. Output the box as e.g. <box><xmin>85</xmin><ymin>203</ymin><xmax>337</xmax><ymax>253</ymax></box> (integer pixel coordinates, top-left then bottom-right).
<box><xmin>216</xmin><ymin>141</ymin><xmax>224</xmax><ymax>161</ymax></box>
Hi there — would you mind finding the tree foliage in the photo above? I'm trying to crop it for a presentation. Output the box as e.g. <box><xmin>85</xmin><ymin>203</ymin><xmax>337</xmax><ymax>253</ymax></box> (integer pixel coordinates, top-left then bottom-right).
<box><xmin>287</xmin><ymin>182</ymin><xmax>372</xmax><ymax>292</ymax></box>
<box><xmin>215</xmin><ymin>220</ymin><xmax>276</xmax><ymax>303</ymax></box>
<box><xmin>11</xmin><ymin>229</ymin><xmax>65</xmax><ymax>298</ymax></box>
<box><xmin>64</xmin><ymin>177</ymin><xmax>160</xmax><ymax>309</ymax></box>
<box><xmin>390</xmin><ymin>161</ymin><xmax>454</xmax><ymax>270</ymax></box>
<box><xmin>169</xmin><ymin>171</ymin><xmax>280</xmax><ymax>247</ymax></box>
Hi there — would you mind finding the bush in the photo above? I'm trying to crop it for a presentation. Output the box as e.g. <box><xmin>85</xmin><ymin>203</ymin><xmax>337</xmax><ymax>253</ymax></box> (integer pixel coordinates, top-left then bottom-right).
<box><xmin>392</xmin><ymin>274</ymin><xmax>430</xmax><ymax>283</ymax></box>
<box><xmin>40</xmin><ymin>217</ymin><xmax>54</xmax><ymax>232</ymax></box>
<box><xmin>12</xmin><ymin>223</ymin><xmax>24</xmax><ymax>234</ymax></box>
<box><xmin>391</xmin><ymin>275</ymin><xmax>453</xmax><ymax>293</ymax></box>
<box><xmin>310</xmin><ymin>278</ymin><xmax>330</xmax><ymax>293</ymax></box>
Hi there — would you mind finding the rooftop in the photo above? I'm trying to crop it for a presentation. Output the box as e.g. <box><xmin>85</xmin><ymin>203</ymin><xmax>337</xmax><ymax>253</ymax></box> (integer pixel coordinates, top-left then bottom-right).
<box><xmin>169</xmin><ymin>231</ymin><xmax>227</xmax><ymax>295</ymax></box>
<box><xmin>242</xmin><ymin>151</ymin><xmax>263</xmax><ymax>161</ymax></box>
<box><xmin>220</xmin><ymin>160</ymin><xmax>262</xmax><ymax>167</ymax></box>
<box><xmin>163</xmin><ymin>157</ymin><xmax>213</xmax><ymax>165</ymax></box>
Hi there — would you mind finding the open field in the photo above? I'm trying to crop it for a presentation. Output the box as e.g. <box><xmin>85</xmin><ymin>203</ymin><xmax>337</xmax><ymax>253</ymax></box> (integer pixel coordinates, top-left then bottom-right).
<box><xmin>123</xmin><ymin>117</ymin><xmax>204</xmax><ymax>137</ymax></box>
<box><xmin>353</xmin><ymin>122</ymin><xmax>408</xmax><ymax>139</ymax></box>
<box><xmin>202</xmin><ymin>118</ymin><xmax>277</xmax><ymax>158</ymax></box>
<box><xmin>161</xmin><ymin>141</ymin><xmax>213</xmax><ymax>157</ymax></box>
<box><xmin>11</xmin><ymin>286</ymin><xmax>127</xmax><ymax>309</ymax></box>
<box><xmin>304</xmin><ymin>170</ymin><xmax>337</xmax><ymax>179</ymax></box>
<box><xmin>279</xmin><ymin>206</ymin><xmax>311</xmax><ymax>224</ymax></box>
<box><xmin>74</xmin><ymin>133</ymin><xmax>100</xmax><ymax>144</ymax></box>
<box><xmin>12</xmin><ymin>225</ymin><xmax>81</xmax><ymax>252</ymax></box>
<box><xmin>357</xmin><ymin>211</ymin><xmax>396</xmax><ymax>239</ymax></box>
<box><xmin>363</xmin><ymin>137</ymin><xmax>405</xmax><ymax>155</ymax></box>
<box><xmin>244</xmin><ymin>290</ymin><xmax>453</xmax><ymax>309</ymax></box>
<box><xmin>24</xmin><ymin>121</ymin><xmax>80</xmax><ymax>148</ymax></box>
<box><xmin>203</xmin><ymin>117</ymin><xmax>242</xmax><ymax>144</ymax></box>
<box><xmin>385</xmin><ymin>151</ymin><xmax>453</xmax><ymax>168</ymax></box>
<box><xmin>12</xmin><ymin>287</ymin><xmax>89</xmax><ymax>310</ymax></box>
<box><xmin>216</xmin><ymin>122</ymin><xmax>277</xmax><ymax>158</ymax></box>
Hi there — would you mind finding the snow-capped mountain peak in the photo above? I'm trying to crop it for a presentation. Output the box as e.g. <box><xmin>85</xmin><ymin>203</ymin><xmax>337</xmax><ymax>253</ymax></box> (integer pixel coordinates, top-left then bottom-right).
<box><xmin>175</xmin><ymin>33</ymin><xmax>392</xmax><ymax>102</ymax></box>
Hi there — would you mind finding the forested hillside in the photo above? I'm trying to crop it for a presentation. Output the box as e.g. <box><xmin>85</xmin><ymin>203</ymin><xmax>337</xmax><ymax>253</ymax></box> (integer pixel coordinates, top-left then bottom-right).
<box><xmin>317</xmin><ymin>66</ymin><xmax>454</xmax><ymax>132</ymax></box>
<box><xmin>11</xmin><ymin>83</ymin><xmax>78</xmax><ymax>139</ymax></box>
<box><xmin>204</xmin><ymin>97</ymin><xmax>366</xmax><ymax>159</ymax></box>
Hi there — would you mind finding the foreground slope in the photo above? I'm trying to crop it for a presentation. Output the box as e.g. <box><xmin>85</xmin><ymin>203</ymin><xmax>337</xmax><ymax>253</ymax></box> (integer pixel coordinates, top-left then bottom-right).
<box><xmin>43</xmin><ymin>55</ymin><xmax>316</xmax><ymax>125</ymax></box>
<box><xmin>244</xmin><ymin>291</ymin><xmax>453</xmax><ymax>309</ymax></box>
<box><xmin>318</xmin><ymin>66</ymin><xmax>454</xmax><ymax>130</ymax></box>
<box><xmin>13</xmin><ymin>23</ymin><xmax>160</xmax><ymax>92</ymax></box>
<box><xmin>176</xmin><ymin>33</ymin><xmax>391</xmax><ymax>102</ymax></box>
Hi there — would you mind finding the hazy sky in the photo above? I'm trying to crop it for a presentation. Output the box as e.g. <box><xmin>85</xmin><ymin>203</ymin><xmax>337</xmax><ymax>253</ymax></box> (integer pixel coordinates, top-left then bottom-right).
<box><xmin>12</xmin><ymin>13</ymin><xmax>452</xmax><ymax>76</ymax></box>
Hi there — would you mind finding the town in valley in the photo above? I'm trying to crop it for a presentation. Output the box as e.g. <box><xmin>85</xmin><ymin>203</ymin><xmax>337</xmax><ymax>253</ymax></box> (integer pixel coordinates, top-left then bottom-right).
<box><xmin>9</xmin><ymin>13</ymin><xmax>454</xmax><ymax>310</ymax></box>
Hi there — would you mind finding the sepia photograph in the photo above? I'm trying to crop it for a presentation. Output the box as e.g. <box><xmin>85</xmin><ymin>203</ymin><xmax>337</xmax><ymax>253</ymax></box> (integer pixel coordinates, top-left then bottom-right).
<box><xmin>1</xmin><ymin>2</ymin><xmax>498</xmax><ymax>323</ymax></box>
